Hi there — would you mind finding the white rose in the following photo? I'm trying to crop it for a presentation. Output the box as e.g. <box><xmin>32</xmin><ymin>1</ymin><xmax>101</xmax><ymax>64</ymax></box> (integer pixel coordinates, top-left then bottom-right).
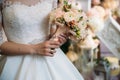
<box><xmin>64</xmin><ymin>11</ymin><xmax>76</xmax><ymax>22</ymax></box>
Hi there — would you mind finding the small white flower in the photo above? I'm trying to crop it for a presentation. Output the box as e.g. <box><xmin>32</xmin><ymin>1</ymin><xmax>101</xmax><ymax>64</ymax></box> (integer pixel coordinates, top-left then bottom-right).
<box><xmin>71</xmin><ymin>1</ymin><xmax>82</xmax><ymax>10</ymax></box>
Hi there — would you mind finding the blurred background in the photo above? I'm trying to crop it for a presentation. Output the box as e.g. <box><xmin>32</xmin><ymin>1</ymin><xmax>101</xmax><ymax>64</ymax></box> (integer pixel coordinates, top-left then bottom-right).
<box><xmin>60</xmin><ymin>0</ymin><xmax>120</xmax><ymax>80</ymax></box>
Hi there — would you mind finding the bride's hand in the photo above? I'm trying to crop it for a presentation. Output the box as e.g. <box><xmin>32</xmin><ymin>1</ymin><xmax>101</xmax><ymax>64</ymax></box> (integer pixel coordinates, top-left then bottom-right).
<box><xmin>50</xmin><ymin>33</ymin><xmax>68</xmax><ymax>46</ymax></box>
<box><xmin>31</xmin><ymin>40</ymin><xmax>60</xmax><ymax>57</ymax></box>
<box><xmin>58</xmin><ymin>33</ymin><xmax>68</xmax><ymax>45</ymax></box>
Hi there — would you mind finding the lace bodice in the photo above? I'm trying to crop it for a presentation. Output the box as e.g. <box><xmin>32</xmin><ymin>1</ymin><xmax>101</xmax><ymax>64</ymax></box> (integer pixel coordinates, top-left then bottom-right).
<box><xmin>0</xmin><ymin>0</ymin><xmax>57</xmax><ymax>44</ymax></box>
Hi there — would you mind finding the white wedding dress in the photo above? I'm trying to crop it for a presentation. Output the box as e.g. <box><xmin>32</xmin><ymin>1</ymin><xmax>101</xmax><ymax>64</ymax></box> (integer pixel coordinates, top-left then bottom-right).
<box><xmin>0</xmin><ymin>0</ymin><xmax>84</xmax><ymax>80</ymax></box>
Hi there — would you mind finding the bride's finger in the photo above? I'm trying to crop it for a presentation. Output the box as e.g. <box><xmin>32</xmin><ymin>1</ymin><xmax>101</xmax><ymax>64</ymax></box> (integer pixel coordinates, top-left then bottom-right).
<box><xmin>49</xmin><ymin>40</ymin><xmax>59</xmax><ymax>43</ymax></box>
<box><xmin>43</xmin><ymin>52</ymin><xmax>54</xmax><ymax>57</ymax></box>
<box><xmin>48</xmin><ymin>49</ymin><xmax>56</xmax><ymax>57</ymax></box>
<box><xmin>47</xmin><ymin>44</ymin><xmax>59</xmax><ymax>49</ymax></box>
<box><xmin>58</xmin><ymin>34</ymin><xmax>67</xmax><ymax>43</ymax></box>
<box><xmin>50</xmin><ymin>49</ymin><xmax>56</xmax><ymax>54</ymax></box>
<box><xmin>41</xmin><ymin>48</ymin><xmax>55</xmax><ymax>57</ymax></box>
<box><xmin>59</xmin><ymin>34</ymin><xmax>67</xmax><ymax>39</ymax></box>
<box><xmin>45</xmin><ymin>48</ymin><xmax>55</xmax><ymax>53</ymax></box>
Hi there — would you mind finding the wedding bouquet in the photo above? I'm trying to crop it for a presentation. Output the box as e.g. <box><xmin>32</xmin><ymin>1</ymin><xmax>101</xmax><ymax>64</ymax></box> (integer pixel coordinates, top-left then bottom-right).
<box><xmin>49</xmin><ymin>0</ymin><xmax>88</xmax><ymax>41</ymax></box>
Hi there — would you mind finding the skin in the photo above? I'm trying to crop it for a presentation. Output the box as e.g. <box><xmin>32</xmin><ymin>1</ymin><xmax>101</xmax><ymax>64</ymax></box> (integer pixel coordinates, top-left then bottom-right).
<box><xmin>0</xmin><ymin>0</ymin><xmax>67</xmax><ymax>57</ymax></box>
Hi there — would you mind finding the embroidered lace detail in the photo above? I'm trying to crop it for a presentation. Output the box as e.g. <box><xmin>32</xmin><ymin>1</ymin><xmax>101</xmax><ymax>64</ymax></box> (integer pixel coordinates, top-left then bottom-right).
<box><xmin>28</xmin><ymin>36</ymin><xmax>49</xmax><ymax>44</ymax></box>
<box><xmin>0</xmin><ymin>8</ymin><xmax>7</xmax><ymax>46</ymax></box>
<box><xmin>1</xmin><ymin>0</ymin><xmax>55</xmax><ymax>44</ymax></box>
<box><xmin>0</xmin><ymin>30</ymin><xmax>4</xmax><ymax>45</ymax></box>
<box><xmin>0</xmin><ymin>0</ymin><xmax>58</xmax><ymax>45</ymax></box>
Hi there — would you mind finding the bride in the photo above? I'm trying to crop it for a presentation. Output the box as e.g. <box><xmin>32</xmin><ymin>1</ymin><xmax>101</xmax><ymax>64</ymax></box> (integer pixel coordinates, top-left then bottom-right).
<box><xmin>0</xmin><ymin>0</ymin><xmax>84</xmax><ymax>80</ymax></box>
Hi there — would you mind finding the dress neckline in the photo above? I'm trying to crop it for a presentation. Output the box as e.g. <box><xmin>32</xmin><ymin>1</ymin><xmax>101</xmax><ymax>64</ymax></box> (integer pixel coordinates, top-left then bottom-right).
<box><xmin>2</xmin><ymin>0</ymin><xmax>44</xmax><ymax>8</ymax></box>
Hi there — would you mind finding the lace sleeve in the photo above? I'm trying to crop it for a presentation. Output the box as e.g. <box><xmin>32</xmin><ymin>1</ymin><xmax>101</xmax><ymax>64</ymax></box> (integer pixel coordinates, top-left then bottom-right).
<box><xmin>0</xmin><ymin>2</ymin><xmax>7</xmax><ymax>46</ymax></box>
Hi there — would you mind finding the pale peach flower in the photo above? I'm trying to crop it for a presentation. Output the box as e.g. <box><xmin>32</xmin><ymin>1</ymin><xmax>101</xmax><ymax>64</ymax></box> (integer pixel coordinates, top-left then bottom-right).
<box><xmin>49</xmin><ymin>8</ymin><xmax>65</xmax><ymax>23</ymax></box>
<box><xmin>92</xmin><ymin>0</ymin><xmax>101</xmax><ymax>5</ymax></box>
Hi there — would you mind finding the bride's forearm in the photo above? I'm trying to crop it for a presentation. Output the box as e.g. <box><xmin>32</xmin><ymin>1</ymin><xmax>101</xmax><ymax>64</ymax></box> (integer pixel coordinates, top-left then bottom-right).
<box><xmin>0</xmin><ymin>41</ymin><xmax>35</xmax><ymax>56</ymax></box>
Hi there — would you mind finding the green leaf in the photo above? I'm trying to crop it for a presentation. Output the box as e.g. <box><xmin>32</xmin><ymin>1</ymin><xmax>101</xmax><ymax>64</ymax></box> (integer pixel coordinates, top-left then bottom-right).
<box><xmin>64</xmin><ymin>0</ymin><xmax>68</xmax><ymax>5</ymax></box>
